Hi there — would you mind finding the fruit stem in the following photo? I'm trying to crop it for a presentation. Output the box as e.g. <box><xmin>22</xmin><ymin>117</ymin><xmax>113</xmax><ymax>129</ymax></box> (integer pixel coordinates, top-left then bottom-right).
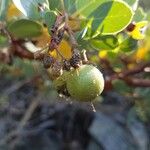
<box><xmin>91</xmin><ymin>102</ymin><xmax>96</xmax><ymax>112</ymax></box>
<box><xmin>82</xmin><ymin>50</ymin><xmax>88</xmax><ymax>63</ymax></box>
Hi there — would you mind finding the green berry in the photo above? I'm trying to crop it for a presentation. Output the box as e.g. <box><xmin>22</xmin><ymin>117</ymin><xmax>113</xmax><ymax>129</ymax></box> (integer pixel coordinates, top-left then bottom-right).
<box><xmin>66</xmin><ymin>65</ymin><xmax>104</xmax><ymax>101</ymax></box>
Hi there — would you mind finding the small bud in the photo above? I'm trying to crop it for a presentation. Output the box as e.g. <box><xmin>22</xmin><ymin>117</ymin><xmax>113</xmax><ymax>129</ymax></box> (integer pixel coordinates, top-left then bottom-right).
<box><xmin>70</xmin><ymin>50</ymin><xmax>81</xmax><ymax>68</ymax></box>
<box><xmin>63</xmin><ymin>60</ymin><xmax>71</xmax><ymax>71</ymax></box>
<box><xmin>43</xmin><ymin>54</ymin><xmax>55</xmax><ymax>69</ymax></box>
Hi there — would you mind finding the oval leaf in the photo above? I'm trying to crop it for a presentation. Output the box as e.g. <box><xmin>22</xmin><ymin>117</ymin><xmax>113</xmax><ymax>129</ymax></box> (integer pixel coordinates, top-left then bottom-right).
<box><xmin>48</xmin><ymin>0</ymin><xmax>61</xmax><ymax>11</ymax></box>
<box><xmin>12</xmin><ymin>0</ymin><xmax>49</xmax><ymax>20</ymax></box>
<box><xmin>119</xmin><ymin>37</ymin><xmax>137</xmax><ymax>52</ymax></box>
<box><xmin>8</xmin><ymin>19</ymin><xmax>43</xmax><ymax>38</ymax></box>
<box><xmin>74</xmin><ymin>0</ymin><xmax>133</xmax><ymax>36</ymax></box>
<box><xmin>44</xmin><ymin>11</ymin><xmax>56</xmax><ymax>33</ymax></box>
<box><xmin>90</xmin><ymin>35</ymin><xmax>119</xmax><ymax>50</ymax></box>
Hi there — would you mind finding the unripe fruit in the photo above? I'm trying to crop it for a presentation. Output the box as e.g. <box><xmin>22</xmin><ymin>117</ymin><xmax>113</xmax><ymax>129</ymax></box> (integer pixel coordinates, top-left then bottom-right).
<box><xmin>53</xmin><ymin>71</ymin><xmax>70</xmax><ymax>91</ymax></box>
<box><xmin>66</xmin><ymin>65</ymin><xmax>104</xmax><ymax>101</ymax></box>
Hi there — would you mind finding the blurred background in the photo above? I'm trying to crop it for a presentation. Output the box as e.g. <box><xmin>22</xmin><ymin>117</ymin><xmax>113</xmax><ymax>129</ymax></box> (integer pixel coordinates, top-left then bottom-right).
<box><xmin>0</xmin><ymin>0</ymin><xmax>150</xmax><ymax>150</ymax></box>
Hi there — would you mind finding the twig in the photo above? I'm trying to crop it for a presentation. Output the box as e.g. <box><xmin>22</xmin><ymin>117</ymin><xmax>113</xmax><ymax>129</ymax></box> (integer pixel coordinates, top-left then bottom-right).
<box><xmin>64</xmin><ymin>16</ymin><xmax>78</xmax><ymax>48</ymax></box>
<box><xmin>13</xmin><ymin>44</ymin><xmax>34</xmax><ymax>59</ymax></box>
<box><xmin>118</xmin><ymin>62</ymin><xmax>150</xmax><ymax>78</ymax></box>
<box><xmin>102</xmin><ymin>59</ymin><xmax>150</xmax><ymax>91</ymax></box>
<box><xmin>123</xmin><ymin>77</ymin><xmax>150</xmax><ymax>87</ymax></box>
<box><xmin>60</xmin><ymin>0</ymin><xmax>78</xmax><ymax>49</ymax></box>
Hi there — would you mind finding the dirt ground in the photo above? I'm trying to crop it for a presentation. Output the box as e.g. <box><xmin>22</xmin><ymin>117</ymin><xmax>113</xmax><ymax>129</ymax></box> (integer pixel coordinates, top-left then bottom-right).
<box><xmin>0</xmin><ymin>74</ymin><xmax>149</xmax><ymax>150</ymax></box>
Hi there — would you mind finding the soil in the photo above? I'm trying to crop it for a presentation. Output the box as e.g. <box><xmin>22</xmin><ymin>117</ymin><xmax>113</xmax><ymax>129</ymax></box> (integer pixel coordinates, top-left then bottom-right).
<box><xmin>0</xmin><ymin>74</ymin><xmax>149</xmax><ymax>150</ymax></box>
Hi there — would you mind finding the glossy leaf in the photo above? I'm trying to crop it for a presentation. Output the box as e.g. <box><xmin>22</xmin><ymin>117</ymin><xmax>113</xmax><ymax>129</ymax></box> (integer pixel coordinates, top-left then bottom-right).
<box><xmin>48</xmin><ymin>0</ymin><xmax>61</xmax><ymax>11</ymax></box>
<box><xmin>74</xmin><ymin>0</ymin><xmax>133</xmax><ymax>36</ymax></box>
<box><xmin>44</xmin><ymin>11</ymin><xmax>56</xmax><ymax>33</ymax></box>
<box><xmin>49</xmin><ymin>0</ymin><xmax>76</xmax><ymax>14</ymax></box>
<box><xmin>90</xmin><ymin>35</ymin><xmax>119</xmax><ymax>50</ymax></box>
<box><xmin>119</xmin><ymin>37</ymin><xmax>137</xmax><ymax>52</ymax></box>
<box><xmin>123</xmin><ymin>0</ymin><xmax>139</xmax><ymax>10</ymax></box>
<box><xmin>74</xmin><ymin>0</ymin><xmax>106</xmax><ymax>17</ymax></box>
<box><xmin>8</xmin><ymin>19</ymin><xmax>43</xmax><ymax>38</ymax></box>
<box><xmin>12</xmin><ymin>0</ymin><xmax>49</xmax><ymax>20</ymax></box>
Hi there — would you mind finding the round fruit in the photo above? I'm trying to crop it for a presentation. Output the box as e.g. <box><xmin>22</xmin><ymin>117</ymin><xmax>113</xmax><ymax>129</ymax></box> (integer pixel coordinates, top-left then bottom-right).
<box><xmin>66</xmin><ymin>65</ymin><xmax>104</xmax><ymax>101</ymax></box>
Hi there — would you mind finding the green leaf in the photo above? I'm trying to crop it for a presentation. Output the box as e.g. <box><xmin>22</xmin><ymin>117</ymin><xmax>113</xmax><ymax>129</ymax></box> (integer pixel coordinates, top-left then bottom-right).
<box><xmin>64</xmin><ymin>0</ymin><xmax>76</xmax><ymax>14</ymax></box>
<box><xmin>44</xmin><ymin>11</ymin><xmax>56</xmax><ymax>33</ymax></box>
<box><xmin>107</xmin><ymin>50</ymin><xmax>118</xmax><ymax>59</ymax></box>
<box><xmin>48</xmin><ymin>0</ymin><xmax>61</xmax><ymax>11</ymax></box>
<box><xmin>8</xmin><ymin>19</ymin><xmax>43</xmax><ymax>38</ymax></box>
<box><xmin>146</xmin><ymin>11</ymin><xmax>150</xmax><ymax>21</ymax></box>
<box><xmin>133</xmin><ymin>7</ymin><xmax>146</xmax><ymax>22</ymax></box>
<box><xmin>14</xmin><ymin>58</ymin><xmax>38</xmax><ymax>77</ymax></box>
<box><xmin>135</xmin><ymin>88</ymin><xmax>150</xmax><ymax>101</ymax></box>
<box><xmin>123</xmin><ymin>0</ymin><xmax>139</xmax><ymax>12</ymax></box>
<box><xmin>112</xmin><ymin>79</ymin><xmax>132</xmax><ymax>94</ymax></box>
<box><xmin>119</xmin><ymin>37</ymin><xmax>137</xmax><ymax>52</ymax></box>
<box><xmin>48</xmin><ymin>0</ymin><xmax>76</xmax><ymax>14</ymax></box>
<box><xmin>0</xmin><ymin>35</ymin><xmax>8</xmax><ymax>47</ymax></box>
<box><xmin>0</xmin><ymin>0</ymin><xmax>9</xmax><ymax>21</ymax></box>
<box><xmin>74</xmin><ymin>0</ymin><xmax>110</xmax><ymax>18</ymax></box>
<box><xmin>74</xmin><ymin>0</ymin><xmax>133</xmax><ymax>36</ymax></box>
<box><xmin>90</xmin><ymin>35</ymin><xmax>119</xmax><ymax>50</ymax></box>
<box><xmin>123</xmin><ymin>0</ymin><xmax>138</xmax><ymax>6</ymax></box>
<box><xmin>12</xmin><ymin>0</ymin><xmax>49</xmax><ymax>20</ymax></box>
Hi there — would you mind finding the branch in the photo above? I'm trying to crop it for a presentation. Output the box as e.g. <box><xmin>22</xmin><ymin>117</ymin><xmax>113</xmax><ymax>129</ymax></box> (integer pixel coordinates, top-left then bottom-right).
<box><xmin>64</xmin><ymin>14</ymin><xmax>78</xmax><ymax>49</ymax></box>
<box><xmin>123</xmin><ymin>77</ymin><xmax>150</xmax><ymax>87</ymax></box>
<box><xmin>118</xmin><ymin>62</ymin><xmax>150</xmax><ymax>78</ymax></box>
<box><xmin>102</xmin><ymin>59</ymin><xmax>150</xmax><ymax>91</ymax></box>
<box><xmin>13</xmin><ymin>44</ymin><xmax>34</xmax><ymax>59</ymax></box>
